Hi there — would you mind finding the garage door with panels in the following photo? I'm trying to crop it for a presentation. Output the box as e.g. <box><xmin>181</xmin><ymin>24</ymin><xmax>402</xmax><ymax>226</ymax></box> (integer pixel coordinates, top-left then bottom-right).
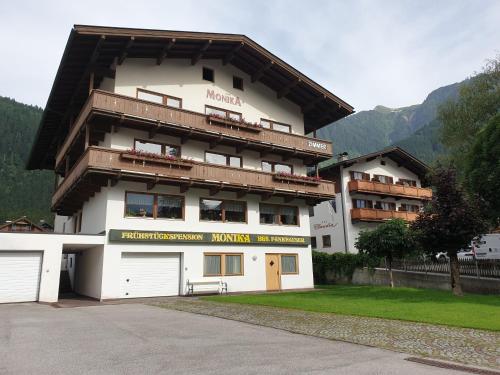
<box><xmin>0</xmin><ymin>252</ymin><xmax>42</xmax><ymax>303</ymax></box>
<box><xmin>120</xmin><ymin>253</ymin><xmax>180</xmax><ymax>298</ymax></box>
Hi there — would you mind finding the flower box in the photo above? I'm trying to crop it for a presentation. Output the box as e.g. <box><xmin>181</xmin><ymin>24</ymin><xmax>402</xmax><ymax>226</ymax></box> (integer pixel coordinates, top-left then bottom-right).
<box><xmin>207</xmin><ymin>115</ymin><xmax>262</xmax><ymax>133</ymax></box>
<box><xmin>120</xmin><ymin>152</ymin><xmax>194</xmax><ymax>169</ymax></box>
<box><xmin>273</xmin><ymin>173</ymin><xmax>321</xmax><ymax>186</ymax></box>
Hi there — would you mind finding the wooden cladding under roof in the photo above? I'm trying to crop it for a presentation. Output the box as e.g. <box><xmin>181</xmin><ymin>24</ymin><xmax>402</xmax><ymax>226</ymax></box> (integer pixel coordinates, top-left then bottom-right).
<box><xmin>52</xmin><ymin>147</ymin><xmax>335</xmax><ymax>216</ymax></box>
<box><xmin>55</xmin><ymin>90</ymin><xmax>333</xmax><ymax>171</ymax></box>
<box><xmin>351</xmin><ymin>208</ymin><xmax>419</xmax><ymax>222</ymax></box>
<box><xmin>28</xmin><ymin>25</ymin><xmax>353</xmax><ymax>171</ymax></box>
<box><xmin>348</xmin><ymin>180</ymin><xmax>432</xmax><ymax>200</ymax></box>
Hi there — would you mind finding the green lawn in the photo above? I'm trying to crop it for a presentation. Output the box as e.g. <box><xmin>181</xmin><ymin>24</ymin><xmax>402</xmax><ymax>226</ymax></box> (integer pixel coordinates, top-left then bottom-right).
<box><xmin>203</xmin><ymin>285</ymin><xmax>500</xmax><ymax>331</ymax></box>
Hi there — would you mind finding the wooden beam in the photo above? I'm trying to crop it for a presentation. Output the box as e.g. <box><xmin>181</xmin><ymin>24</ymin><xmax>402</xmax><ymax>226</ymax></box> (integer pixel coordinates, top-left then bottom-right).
<box><xmin>261</xmin><ymin>191</ymin><xmax>275</xmax><ymax>201</ymax></box>
<box><xmin>209</xmin><ymin>185</ymin><xmax>222</xmax><ymax>196</ymax></box>
<box><xmin>251</xmin><ymin>60</ymin><xmax>274</xmax><ymax>83</ymax></box>
<box><xmin>284</xmin><ymin>195</ymin><xmax>295</xmax><ymax>203</ymax></box>
<box><xmin>302</xmin><ymin>95</ymin><xmax>326</xmax><ymax>113</ymax></box>
<box><xmin>181</xmin><ymin>130</ymin><xmax>193</xmax><ymax>144</ymax></box>
<box><xmin>84</xmin><ymin>124</ymin><xmax>90</xmax><ymax>149</ymax></box>
<box><xmin>191</xmin><ymin>40</ymin><xmax>212</xmax><ymax>65</ymax></box>
<box><xmin>222</xmin><ymin>42</ymin><xmax>244</xmax><ymax>65</ymax></box>
<box><xmin>282</xmin><ymin>149</ymin><xmax>297</xmax><ymax>162</ymax></box>
<box><xmin>180</xmin><ymin>182</ymin><xmax>192</xmax><ymax>194</ymax></box>
<box><xmin>236</xmin><ymin>189</ymin><xmax>249</xmax><ymax>199</ymax></box>
<box><xmin>277</xmin><ymin>79</ymin><xmax>301</xmax><ymax>99</ymax></box>
<box><xmin>148</xmin><ymin>122</ymin><xmax>161</xmax><ymax>139</ymax></box>
<box><xmin>110</xmin><ymin>171</ymin><xmax>122</xmax><ymax>187</ymax></box>
<box><xmin>156</xmin><ymin>38</ymin><xmax>176</xmax><ymax>65</ymax></box>
<box><xmin>88</xmin><ymin>71</ymin><xmax>94</xmax><ymax>96</ymax></box>
<box><xmin>118</xmin><ymin>37</ymin><xmax>135</xmax><ymax>65</ymax></box>
<box><xmin>209</xmin><ymin>135</ymin><xmax>223</xmax><ymax>149</ymax></box>
<box><xmin>260</xmin><ymin>146</ymin><xmax>275</xmax><ymax>158</ymax></box>
<box><xmin>236</xmin><ymin>141</ymin><xmax>249</xmax><ymax>154</ymax></box>
<box><xmin>90</xmin><ymin>66</ymin><xmax>116</xmax><ymax>79</ymax></box>
<box><xmin>147</xmin><ymin>176</ymin><xmax>160</xmax><ymax>190</ymax></box>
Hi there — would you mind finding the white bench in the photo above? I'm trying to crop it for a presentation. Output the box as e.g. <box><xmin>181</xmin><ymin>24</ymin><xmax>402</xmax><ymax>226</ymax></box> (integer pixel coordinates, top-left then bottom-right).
<box><xmin>186</xmin><ymin>279</ymin><xmax>227</xmax><ymax>295</ymax></box>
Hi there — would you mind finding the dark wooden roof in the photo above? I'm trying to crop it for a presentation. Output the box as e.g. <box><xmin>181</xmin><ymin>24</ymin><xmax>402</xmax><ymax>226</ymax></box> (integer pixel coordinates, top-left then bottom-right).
<box><xmin>27</xmin><ymin>25</ymin><xmax>354</xmax><ymax>170</ymax></box>
<box><xmin>320</xmin><ymin>147</ymin><xmax>431</xmax><ymax>182</ymax></box>
<box><xmin>0</xmin><ymin>216</ymin><xmax>52</xmax><ymax>232</ymax></box>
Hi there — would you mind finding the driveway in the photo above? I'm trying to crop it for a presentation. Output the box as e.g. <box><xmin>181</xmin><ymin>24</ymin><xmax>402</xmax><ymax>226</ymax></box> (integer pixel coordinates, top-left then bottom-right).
<box><xmin>0</xmin><ymin>303</ymin><xmax>473</xmax><ymax>374</ymax></box>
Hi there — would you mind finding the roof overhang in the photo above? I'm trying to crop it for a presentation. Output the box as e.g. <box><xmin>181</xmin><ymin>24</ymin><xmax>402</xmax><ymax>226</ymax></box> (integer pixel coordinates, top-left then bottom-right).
<box><xmin>27</xmin><ymin>25</ymin><xmax>353</xmax><ymax>170</ymax></box>
<box><xmin>319</xmin><ymin>147</ymin><xmax>431</xmax><ymax>183</ymax></box>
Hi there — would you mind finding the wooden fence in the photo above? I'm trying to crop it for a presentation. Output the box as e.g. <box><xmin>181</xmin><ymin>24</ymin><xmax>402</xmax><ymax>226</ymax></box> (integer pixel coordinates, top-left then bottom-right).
<box><xmin>386</xmin><ymin>258</ymin><xmax>500</xmax><ymax>279</ymax></box>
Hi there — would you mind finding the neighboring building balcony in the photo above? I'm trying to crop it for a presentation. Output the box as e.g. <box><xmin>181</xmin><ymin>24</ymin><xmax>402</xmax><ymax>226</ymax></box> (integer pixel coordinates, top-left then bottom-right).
<box><xmin>351</xmin><ymin>208</ymin><xmax>419</xmax><ymax>222</ymax></box>
<box><xmin>55</xmin><ymin>90</ymin><xmax>333</xmax><ymax>171</ymax></box>
<box><xmin>348</xmin><ymin>180</ymin><xmax>432</xmax><ymax>200</ymax></box>
<box><xmin>52</xmin><ymin>147</ymin><xmax>335</xmax><ymax>215</ymax></box>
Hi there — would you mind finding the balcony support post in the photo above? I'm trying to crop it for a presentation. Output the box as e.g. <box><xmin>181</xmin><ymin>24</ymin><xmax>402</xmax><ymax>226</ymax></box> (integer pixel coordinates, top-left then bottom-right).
<box><xmin>84</xmin><ymin>124</ymin><xmax>90</xmax><ymax>149</ymax></box>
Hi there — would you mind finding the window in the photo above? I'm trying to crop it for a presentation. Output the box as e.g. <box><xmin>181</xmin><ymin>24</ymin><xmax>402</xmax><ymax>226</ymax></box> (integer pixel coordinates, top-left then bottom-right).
<box><xmin>205</xmin><ymin>105</ymin><xmax>241</xmax><ymax>122</ymax></box>
<box><xmin>125</xmin><ymin>192</ymin><xmax>184</xmax><ymax>219</ymax></box>
<box><xmin>137</xmin><ymin>88</ymin><xmax>182</xmax><ymax>108</ymax></box>
<box><xmin>204</xmin><ymin>253</ymin><xmax>243</xmax><ymax>276</ymax></box>
<box><xmin>400</xmin><ymin>204</ymin><xmax>420</xmax><ymax>212</ymax></box>
<box><xmin>205</xmin><ymin>152</ymin><xmax>242</xmax><ymax>167</ymax></box>
<box><xmin>373</xmin><ymin>174</ymin><xmax>394</xmax><ymax>184</ymax></box>
<box><xmin>350</xmin><ymin>171</ymin><xmax>370</xmax><ymax>181</ymax></box>
<box><xmin>322</xmin><ymin>235</ymin><xmax>331</xmax><ymax>248</ymax></box>
<box><xmin>203</xmin><ymin>67</ymin><xmax>214</xmax><ymax>82</ymax></box>
<box><xmin>353</xmin><ymin>199</ymin><xmax>372</xmax><ymax>209</ymax></box>
<box><xmin>200</xmin><ymin>199</ymin><xmax>246</xmax><ymax>223</ymax></box>
<box><xmin>281</xmin><ymin>254</ymin><xmax>298</xmax><ymax>274</ymax></box>
<box><xmin>308</xmin><ymin>206</ymin><xmax>315</xmax><ymax>217</ymax></box>
<box><xmin>233</xmin><ymin>76</ymin><xmax>243</xmax><ymax>90</ymax></box>
<box><xmin>134</xmin><ymin>140</ymin><xmax>180</xmax><ymax>157</ymax></box>
<box><xmin>311</xmin><ymin>237</ymin><xmax>317</xmax><ymax>249</ymax></box>
<box><xmin>259</xmin><ymin>204</ymin><xmax>298</xmax><ymax>226</ymax></box>
<box><xmin>374</xmin><ymin>201</ymin><xmax>396</xmax><ymax>211</ymax></box>
<box><xmin>399</xmin><ymin>178</ymin><xmax>417</xmax><ymax>187</ymax></box>
<box><xmin>260</xmin><ymin>119</ymin><xmax>291</xmax><ymax>133</ymax></box>
<box><xmin>262</xmin><ymin>160</ymin><xmax>293</xmax><ymax>174</ymax></box>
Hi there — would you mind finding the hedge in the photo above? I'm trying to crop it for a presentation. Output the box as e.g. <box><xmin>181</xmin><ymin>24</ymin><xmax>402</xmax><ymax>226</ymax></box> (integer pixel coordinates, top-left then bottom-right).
<box><xmin>312</xmin><ymin>250</ymin><xmax>379</xmax><ymax>284</ymax></box>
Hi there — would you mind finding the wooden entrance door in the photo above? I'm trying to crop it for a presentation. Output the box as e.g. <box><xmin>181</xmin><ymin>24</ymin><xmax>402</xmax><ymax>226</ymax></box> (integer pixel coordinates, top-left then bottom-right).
<box><xmin>265</xmin><ymin>254</ymin><xmax>281</xmax><ymax>291</ymax></box>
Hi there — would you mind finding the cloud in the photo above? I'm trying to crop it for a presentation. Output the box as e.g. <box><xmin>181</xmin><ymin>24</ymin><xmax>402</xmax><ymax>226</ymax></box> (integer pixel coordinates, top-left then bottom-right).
<box><xmin>0</xmin><ymin>0</ymin><xmax>498</xmax><ymax>111</ymax></box>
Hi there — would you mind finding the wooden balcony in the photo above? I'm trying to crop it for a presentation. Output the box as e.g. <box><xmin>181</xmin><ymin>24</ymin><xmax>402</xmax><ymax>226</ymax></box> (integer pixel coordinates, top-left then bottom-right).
<box><xmin>351</xmin><ymin>208</ymin><xmax>419</xmax><ymax>222</ymax></box>
<box><xmin>348</xmin><ymin>180</ymin><xmax>432</xmax><ymax>200</ymax></box>
<box><xmin>55</xmin><ymin>90</ymin><xmax>333</xmax><ymax>170</ymax></box>
<box><xmin>52</xmin><ymin>147</ymin><xmax>335</xmax><ymax>215</ymax></box>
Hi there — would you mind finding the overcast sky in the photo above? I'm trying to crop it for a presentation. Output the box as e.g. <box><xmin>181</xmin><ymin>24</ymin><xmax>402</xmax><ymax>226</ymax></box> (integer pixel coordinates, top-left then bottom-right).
<box><xmin>1</xmin><ymin>0</ymin><xmax>498</xmax><ymax>111</ymax></box>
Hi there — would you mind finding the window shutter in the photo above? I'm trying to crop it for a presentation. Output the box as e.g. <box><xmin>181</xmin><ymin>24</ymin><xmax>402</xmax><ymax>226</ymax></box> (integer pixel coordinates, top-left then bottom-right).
<box><xmin>387</xmin><ymin>176</ymin><xmax>394</xmax><ymax>184</ymax></box>
<box><xmin>350</xmin><ymin>171</ymin><xmax>355</xmax><ymax>180</ymax></box>
<box><xmin>363</xmin><ymin>173</ymin><xmax>370</xmax><ymax>181</ymax></box>
<box><xmin>367</xmin><ymin>200</ymin><xmax>373</xmax><ymax>208</ymax></box>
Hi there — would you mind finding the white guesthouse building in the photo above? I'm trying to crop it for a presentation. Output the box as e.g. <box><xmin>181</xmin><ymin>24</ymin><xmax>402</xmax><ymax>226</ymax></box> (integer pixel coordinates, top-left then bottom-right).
<box><xmin>0</xmin><ymin>25</ymin><xmax>354</xmax><ymax>304</ymax></box>
<box><xmin>309</xmin><ymin>148</ymin><xmax>432</xmax><ymax>253</ymax></box>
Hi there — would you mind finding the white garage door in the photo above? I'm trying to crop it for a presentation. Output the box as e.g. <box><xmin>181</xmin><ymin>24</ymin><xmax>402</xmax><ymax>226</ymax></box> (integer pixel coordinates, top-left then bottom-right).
<box><xmin>120</xmin><ymin>253</ymin><xmax>180</xmax><ymax>298</ymax></box>
<box><xmin>0</xmin><ymin>252</ymin><xmax>42</xmax><ymax>303</ymax></box>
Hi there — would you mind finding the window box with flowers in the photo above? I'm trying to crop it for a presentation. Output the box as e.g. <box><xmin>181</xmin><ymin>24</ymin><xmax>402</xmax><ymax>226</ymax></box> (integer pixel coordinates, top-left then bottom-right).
<box><xmin>207</xmin><ymin>114</ymin><xmax>263</xmax><ymax>133</ymax></box>
<box><xmin>273</xmin><ymin>172</ymin><xmax>321</xmax><ymax>186</ymax></box>
<box><xmin>120</xmin><ymin>149</ymin><xmax>194</xmax><ymax>169</ymax></box>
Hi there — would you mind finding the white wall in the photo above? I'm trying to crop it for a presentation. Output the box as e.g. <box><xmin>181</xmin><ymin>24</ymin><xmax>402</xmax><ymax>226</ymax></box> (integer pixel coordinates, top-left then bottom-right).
<box><xmin>0</xmin><ymin>233</ymin><xmax>105</xmax><ymax>302</ymax></box>
<box><xmin>309</xmin><ymin>195</ymin><xmax>346</xmax><ymax>254</ymax></box>
<box><xmin>101</xmin><ymin>242</ymin><xmax>313</xmax><ymax>299</ymax></box>
<box><xmin>74</xmin><ymin>245</ymin><xmax>104</xmax><ymax>299</ymax></box>
<box><xmin>114</xmin><ymin>58</ymin><xmax>305</xmax><ymax>135</ymax></box>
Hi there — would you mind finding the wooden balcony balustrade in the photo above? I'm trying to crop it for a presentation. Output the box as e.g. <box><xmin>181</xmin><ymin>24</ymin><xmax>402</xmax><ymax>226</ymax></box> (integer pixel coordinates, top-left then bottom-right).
<box><xmin>55</xmin><ymin>90</ymin><xmax>333</xmax><ymax>170</ymax></box>
<box><xmin>52</xmin><ymin>147</ymin><xmax>335</xmax><ymax>215</ymax></box>
<box><xmin>351</xmin><ymin>208</ymin><xmax>419</xmax><ymax>222</ymax></box>
<box><xmin>348</xmin><ymin>180</ymin><xmax>432</xmax><ymax>200</ymax></box>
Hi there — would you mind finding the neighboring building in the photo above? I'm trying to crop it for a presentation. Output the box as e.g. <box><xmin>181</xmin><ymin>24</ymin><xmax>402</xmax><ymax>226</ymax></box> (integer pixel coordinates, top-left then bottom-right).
<box><xmin>310</xmin><ymin>147</ymin><xmax>432</xmax><ymax>254</ymax></box>
<box><xmin>0</xmin><ymin>217</ymin><xmax>53</xmax><ymax>233</ymax></box>
<box><xmin>0</xmin><ymin>25</ymin><xmax>353</xmax><ymax>303</ymax></box>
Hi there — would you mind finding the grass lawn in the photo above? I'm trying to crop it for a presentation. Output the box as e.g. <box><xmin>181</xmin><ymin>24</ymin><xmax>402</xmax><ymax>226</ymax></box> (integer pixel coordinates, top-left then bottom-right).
<box><xmin>203</xmin><ymin>285</ymin><xmax>500</xmax><ymax>331</ymax></box>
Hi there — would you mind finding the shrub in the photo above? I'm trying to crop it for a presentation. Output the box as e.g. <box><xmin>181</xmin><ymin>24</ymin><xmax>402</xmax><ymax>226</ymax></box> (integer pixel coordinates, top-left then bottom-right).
<box><xmin>312</xmin><ymin>251</ymin><xmax>379</xmax><ymax>284</ymax></box>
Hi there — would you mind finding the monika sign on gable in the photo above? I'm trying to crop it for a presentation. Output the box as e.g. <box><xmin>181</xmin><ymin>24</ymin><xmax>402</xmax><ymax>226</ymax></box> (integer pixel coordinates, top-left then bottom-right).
<box><xmin>109</xmin><ymin>229</ymin><xmax>309</xmax><ymax>246</ymax></box>
<box><xmin>206</xmin><ymin>89</ymin><xmax>242</xmax><ymax>106</ymax></box>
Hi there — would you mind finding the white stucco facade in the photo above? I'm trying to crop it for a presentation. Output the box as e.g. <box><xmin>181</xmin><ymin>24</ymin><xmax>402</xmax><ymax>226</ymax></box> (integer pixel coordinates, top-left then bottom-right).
<box><xmin>310</xmin><ymin>154</ymin><xmax>427</xmax><ymax>254</ymax></box>
<box><xmin>3</xmin><ymin>54</ymin><xmax>320</xmax><ymax>304</ymax></box>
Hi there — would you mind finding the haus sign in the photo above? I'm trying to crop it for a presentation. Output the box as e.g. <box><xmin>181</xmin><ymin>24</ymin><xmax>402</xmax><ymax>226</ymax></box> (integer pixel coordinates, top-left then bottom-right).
<box><xmin>109</xmin><ymin>229</ymin><xmax>309</xmax><ymax>246</ymax></box>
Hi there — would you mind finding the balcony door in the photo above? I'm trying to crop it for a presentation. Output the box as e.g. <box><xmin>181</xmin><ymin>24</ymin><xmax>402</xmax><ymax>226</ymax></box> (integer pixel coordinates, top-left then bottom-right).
<box><xmin>265</xmin><ymin>254</ymin><xmax>281</xmax><ymax>291</ymax></box>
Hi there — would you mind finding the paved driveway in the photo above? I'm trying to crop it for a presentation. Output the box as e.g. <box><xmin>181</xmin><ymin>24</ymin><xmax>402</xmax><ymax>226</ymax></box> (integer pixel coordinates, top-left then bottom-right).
<box><xmin>0</xmin><ymin>303</ymin><xmax>471</xmax><ymax>374</ymax></box>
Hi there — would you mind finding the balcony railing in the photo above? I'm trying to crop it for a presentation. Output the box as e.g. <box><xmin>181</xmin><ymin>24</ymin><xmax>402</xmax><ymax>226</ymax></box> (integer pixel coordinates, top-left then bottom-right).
<box><xmin>351</xmin><ymin>208</ymin><xmax>419</xmax><ymax>222</ymax></box>
<box><xmin>52</xmin><ymin>147</ymin><xmax>335</xmax><ymax>213</ymax></box>
<box><xmin>348</xmin><ymin>180</ymin><xmax>432</xmax><ymax>200</ymax></box>
<box><xmin>55</xmin><ymin>90</ymin><xmax>333</xmax><ymax>169</ymax></box>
